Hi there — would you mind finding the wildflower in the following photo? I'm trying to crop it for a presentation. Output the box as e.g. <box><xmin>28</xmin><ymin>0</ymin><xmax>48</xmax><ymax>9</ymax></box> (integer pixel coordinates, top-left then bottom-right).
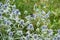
<box><xmin>47</xmin><ymin>29</ymin><xmax>53</xmax><ymax>36</ymax></box>
<box><xmin>8</xmin><ymin>31</ymin><xmax>13</xmax><ymax>37</ymax></box>
<box><xmin>15</xmin><ymin>9</ymin><xmax>21</xmax><ymax>15</ymax></box>
<box><xmin>25</xmin><ymin>35</ymin><xmax>30</xmax><ymax>40</ymax></box>
<box><xmin>3</xmin><ymin>4</ymin><xmax>8</xmax><ymax>9</ymax></box>
<box><xmin>27</xmin><ymin>24</ymin><xmax>34</xmax><ymax>31</ymax></box>
<box><xmin>0</xmin><ymin>13</ymin><xmax>2</xmax><ymax>20</ymax></box>
<box><xmin>32</xmin><ymin>34</ymin><xmax>38</xmax><ymax>40</ymax></box>
<box><xmin>58</xmin><ymin>29</ymin><xmax>60</xmax><ymax>34</ymax></box>
<box><xmin>0</xmin><ymin>2</ymin><xmax>3</xmax><ymax>7</ymax></box>
<box><xmin>30</xmin><ymin>14</ymin><xmax>36</xmax><ymax>19</ymax></box>
<box><xmin>41</xmin><ymin>10</ymin><xmax>46</xmax><ymax>15</ymax></box>
<box><xmin>0</xmin><ymin>9</ymin><xmax>4</xmax><ymax>13</ymax></box>
<box><xmin>57</xmin><ymin>35</ymin><xmax>60</xmax><ymax>40</ymax></box>
<box><xmin>14</xmin><ymin>16</ymin><xmax>19</xmax><ymax>23</ymax></box>
<box><xmin>4</xmin><ymin>20</ymin><xmax>12</xmax><ymax>26</ymax></box>
<box><xmin>52</xmin><ymin>37</ymin><xmax>57</xmax><ymax>40</ymax></box>
<box><xmin>41</xmin><ymin>25</ymin><xmax>47</xmax><ymax>32</ymax></box>
<box><xmin>44</xmin><ymin>11</ymin><xmax>50</xmax><ymax>18</ymax></box>
<box><xmin>19</xmin><ymin>19</ymin><xmax>24</xmax><ymax>26</ymax></box>
<box><xmin>16</xmin><ymin>30</ymin><xmax>23</xmax><ymax>36</ymax></box>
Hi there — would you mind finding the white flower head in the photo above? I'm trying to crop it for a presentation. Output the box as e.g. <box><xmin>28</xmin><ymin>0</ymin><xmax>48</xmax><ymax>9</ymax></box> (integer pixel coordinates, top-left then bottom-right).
<box><xmin>30</xmin><ymin>14</ymin><xmax>36</xmax><ymax>20</ymax></box>
<box><xmin>41</xmin><ymin>10</ymin><xmax>46</xmax><ymax>15</ymax></box>
<box><xmin>32</xmin><ymin>34</ymin><xmax>38</xmax><ymax>40</ymax></box>
<box><xmin>58</xmin><ymin>29</ymin><xmax>60</xmax><ymax>34</ymax></box>
<box><xmin>4</xmin><ymin>19</ymin><xmax>12</xmax><ymax>26</ymax></box>
<box><xmin>0</xmin><ymin>2</ymin><xmax>3</xmax><ymax>7</ymax></box>
<box><xmin>25</xmin><ymin>35</ymin><xmax>30</xmax><ymax>40</ymax></box>
<box><xmin>27</xmin><ymin>24</ymin><xmax>34</xmax><ymax>31</ymax></box>
<box><xmin>19</xmin><ymin>19</ymin><xmax>24</xmax><ymax>26</ymax></box>
<box><xmin>16</xmin><ymin>30</ymin><xmax>23</xmax><ymax>36</ymax></box>
<box><xmin>47</xmin><ymin>29</ymin><xmax>53</xmax><ymax>36</ymax></box>
<box><xmin>8</xmin><ymin>31</ymin><xmax>13</xmax><ymax>37</ymax></box>
<box><xmin>41</xmin><ymin>25</ymin><xmax>47</xmax><ymax>32</ymax></box>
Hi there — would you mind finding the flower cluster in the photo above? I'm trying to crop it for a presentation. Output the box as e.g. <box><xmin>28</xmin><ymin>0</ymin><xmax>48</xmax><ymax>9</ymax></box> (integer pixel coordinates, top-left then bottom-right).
<box><xmin>0</xmin><ymin>0</ymin><xmax>60</xmax><ymax>40</ymax></box>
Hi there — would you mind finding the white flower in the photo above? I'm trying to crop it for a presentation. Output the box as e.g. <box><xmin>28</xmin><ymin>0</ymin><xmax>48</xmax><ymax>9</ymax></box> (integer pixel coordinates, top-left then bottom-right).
<box><xmin>19</xmin><ymin>19</ymin><xmax>24</xmax><ymax>26</ymax></box>
<box><xmin>0</xmin><ymin>8</ymin><xmax>4</xmax><ymax>13</ymax></box>
<box><xmin>41</xmin><ymin>25</ymin><xmax>47</xmax><ymax>32</ymax></box>
<box><xmin>8</xmin><ymin>31</ymin><xmax>13</xmax><ymax>37</ymax></box>
<box><xmin>16</xmin><ymin>30</ymin><xmax>23</xmax><ymax>36</ymax></box>
<box><xmin>27</xmin><ymin>24</ymin><xmax>34</xmax><ymax>31</ymax></box>
<box><xmin>0</xmin><ymin>2</ymin><xmax>3</xmax><ymax>7</ymax></box>
<box><xmin>0</xmin><ymin>13</ymin><xmax>3</xmax><ymax>20</ymax></box>
<box><xmin>14</xmin><ymin>16</ymin><xmax>19</xmax><ymax>23</ymax></box>
<box><xmin>25</xmin><ymin>35</ymin><xmax>30</xmax><ymax>40</ymax></box>
<box><xmin>58</xmin><ymin>29</ymin><xmax>60</xmax><ymax>34</ymax></box>
<box><xmin>30</xmin><ymin>14</ymin><xmax>36</xmax><ymax>20</ymax></box>
<box><xmin>4</xmin><ymin>19</ymin><xmax>12</xmax><ymax>26</ymax></box>
<box><xmin>47</xmin><ymin>29</ymin><xmax>53</xmax><ymax>36</ymax></box>
<box><xmin>32</xmin><ymin>34</ymin><xmax>38</xmax><ymax>40</ymax></box>
<box><xmin>3</xmin><ymin>4</ymin><xmax>8</xmax><ymax>9</ymax></box>
<box><xmin>12</xmin><ymin>9</ymin><xmax>21</xmax><ymax>15</ymax></box>
<box><xmin>41</xmin><ymin>10</ymin><xmax>46</xmax><ymax>15</ymax></box>
<box><xmin>52</xmin><ymin>37</ymin><xmax>57</xmax><ymax>40</ymax></box>
<box><xmin>57</xmin><ymin>35</ymin><xmax>60</xmax><ymax>40</ymax></box>
<box><xmin>15</xmin><ymin>9</ymin><xmax>21</xmax><ymax>15</ymax></box>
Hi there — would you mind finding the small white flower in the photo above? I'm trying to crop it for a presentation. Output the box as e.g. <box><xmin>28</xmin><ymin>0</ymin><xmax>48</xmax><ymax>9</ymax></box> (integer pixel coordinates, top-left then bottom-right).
<box><xmin>58</xmin><ymin>29</ymin><xmax>60</xmax><ymax>34</ymax></box>
<box><xmin>3</xmin><ymin>4</ymin><xmax>8</xmax><ymax>9</ymax></box>
<box><xmin>52</xmin><ymin>37</ymin><xmax>57</xmax><ymax>40</ymax></box>
<box><xmin>19</xmin><ymin>19</ymin><xmax>24</xmax><ymax>26</ymax></box>
<box><xmin>0</xmin><ymin>13</ymin><xmax>3</xmax><ymax>20</ymax></box>
<box><xmin>25</xmin><ymin>35</ymin><xmax>30</xmax><ymax>40</ymax></box>
<box><xmin>30</xmin><ymin>14</ymin><xmax>36</xmax><ymax>20</ymax></box>
<box><xmin>4</xmin><ymin>20</ymin><xmax>12</xmax><ymax>26</ymax></box>
<box><xmin>41</xmin><ymin>10</ymin><xmax>46</xmax><ymax>15</ymax></box>
<box><xmin>14</xmin><ymin>16</ymin><xmax>19</xmax><ymax>23</ymax></box>
<box><xmin>41</xmin><ymin>25</ymin><xmax>47</xmax><ymax>32</ymax></box>
<box><xmin>47</xmin><ymin>29</ymin><xmax>53</xmax><ymax>36</ymax></box>
<box><xmin>0</xmin><ymin>8</ymin><xmax>4</xmax><ymax>13</ymax></box>
<box><xmin>57</xmin><ymin>35</ymin><xmax>60</xmax><ymax>40</ymax></box>
<box><xmin>0</xmin><ymin>2</ymin><xmax>3</xmax><ymax>7</ymax></box>
<box><xmin>8</xmin><ymin>31</ymin><xmax>13</xmax><ymax>37</ymax></box>
<box><xmin>16</xmin><ymin>30</ymin><xmax>23</xmax><ymax>36</ymax></box>
<box><xmin>27</xmin><ymin>24</ymin><xmax>34</xmax><ymax>31</ymax></box>
<box><xmin>32</xmin><ymin>34</ymin><xmax>38</xmax><ymax>40</ymax></box>
<box><xmin>15</xmin><ymin>9</ymin><xmax>21</xmax><ymax>15</ymax></box>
